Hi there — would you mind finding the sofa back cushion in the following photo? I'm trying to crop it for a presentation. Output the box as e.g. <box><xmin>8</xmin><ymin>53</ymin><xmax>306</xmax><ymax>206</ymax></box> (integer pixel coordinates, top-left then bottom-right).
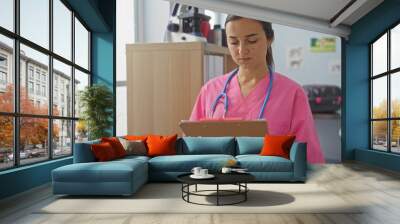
<box><xmin>236</xmin><ymin>137</ymin><xmax>264</xmax><ymax>155</ymax></box>
<box><xmin>179</xmin><ymin>137</ymin><xmax>235</xmax><ymax>155</ymax></box>
<box><xmin>73</xmin><ymin>139</ymin><xmax>100</xmax><ymax>163</ymax></box>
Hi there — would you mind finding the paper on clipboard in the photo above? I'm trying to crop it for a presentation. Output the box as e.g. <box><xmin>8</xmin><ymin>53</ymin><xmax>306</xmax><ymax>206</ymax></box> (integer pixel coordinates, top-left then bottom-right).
<box><xmin>179</xmin><ymin>120</ymin><xmax>268</xmax><ymax>137</ymax></box>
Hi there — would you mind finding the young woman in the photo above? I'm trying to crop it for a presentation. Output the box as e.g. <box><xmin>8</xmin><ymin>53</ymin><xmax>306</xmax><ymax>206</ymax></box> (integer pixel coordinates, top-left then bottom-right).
<box><xmin>189</xmin><ymin>15</ymin><xmax>325</xmax><ymax>163</ymax></box>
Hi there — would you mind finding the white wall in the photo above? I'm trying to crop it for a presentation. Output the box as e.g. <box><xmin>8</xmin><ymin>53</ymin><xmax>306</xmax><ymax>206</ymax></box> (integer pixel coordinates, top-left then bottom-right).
<box><xmin>116</xmin><ymin>0</ymin><xmax>170</xmax><ymax>136</ymax></box>
<box><xmin>142</xmin><ymin>0</ymin><xmax>170</xmax><ymax>43</ymax></box>
<box><xmin>116</xmin><ymin>0</ymin><xmax>134</xmax><ymax>136</ymax></box>
<box><xmin>272</xmin><ymin>24</ymin><xmax>341</xmax><ymax>86</ymax></box>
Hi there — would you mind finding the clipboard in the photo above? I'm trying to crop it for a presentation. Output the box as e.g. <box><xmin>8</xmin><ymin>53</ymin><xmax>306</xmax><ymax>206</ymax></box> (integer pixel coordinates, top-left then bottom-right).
<box><xmin>179</xmin><ymin>120</ymin><xmax>268</xmax><ymax>137</ymax></box>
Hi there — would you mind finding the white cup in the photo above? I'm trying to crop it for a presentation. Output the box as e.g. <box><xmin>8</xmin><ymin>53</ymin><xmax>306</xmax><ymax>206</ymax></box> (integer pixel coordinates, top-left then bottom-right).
<box><xmin>200</xmin><ymin>169</ymin><xmax>208</xmax><ymax>176</ymax></box>
<box><xmin>191</xmin><ymin>167</ymin><xmax>202</xmax><ymax>176</ymax></box>
<box><xmin>221</xmin><ymin>167</ymin><xmax>232</xmax><ymax>174</ymax></box>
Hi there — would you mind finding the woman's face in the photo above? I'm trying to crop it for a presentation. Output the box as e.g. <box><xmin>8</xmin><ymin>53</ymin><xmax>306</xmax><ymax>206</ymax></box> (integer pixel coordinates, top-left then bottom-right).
<box><xmin>225</xmin><ymin>18</ymin><xmax>270</xmax><ymax>69</ymax></box>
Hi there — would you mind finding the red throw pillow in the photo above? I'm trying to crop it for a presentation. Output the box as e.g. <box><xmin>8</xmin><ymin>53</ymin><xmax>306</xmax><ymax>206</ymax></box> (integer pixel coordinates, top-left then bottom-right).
<box><xmin>91</xmin><ymin>142</ymin><xmax>117</xmax><ymax>161</ymax></box>
<box><xmin>101</xmin><ymin>137</ymin><xmax>127</xmax><ymax>158</ymax></box>
<box><xmin>259</xmin><ymin>135</ymin><xmax>296</xmax><ymax>159</ymax></box>
<box><xmin>146</xmin><ymin>134</ymin><xmax>178</xmax><ymax>157</ymax></box>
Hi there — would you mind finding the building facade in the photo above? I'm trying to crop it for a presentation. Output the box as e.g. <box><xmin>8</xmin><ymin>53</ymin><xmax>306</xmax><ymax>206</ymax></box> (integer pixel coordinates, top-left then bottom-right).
<box><xmin>0</xmin><ymin>41</ymin><xmax>76</xmax><ymax>151</ymax></box>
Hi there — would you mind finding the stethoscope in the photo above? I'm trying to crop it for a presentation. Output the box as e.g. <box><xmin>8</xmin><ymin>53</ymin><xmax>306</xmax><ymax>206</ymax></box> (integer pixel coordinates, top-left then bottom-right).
<box><xmin>209</xmin><ymin>66</ymin><xmax>274</xmax><ymax>119</ymax></box>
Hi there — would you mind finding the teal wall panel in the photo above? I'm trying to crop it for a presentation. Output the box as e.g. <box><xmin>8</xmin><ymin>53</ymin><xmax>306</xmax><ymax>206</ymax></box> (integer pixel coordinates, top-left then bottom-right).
<box><xmin>92</xmin><ymin>32</ymin><xmax>114</xmax><ymax>88</ymax></box>
<box><xmin>344</xmin><ymin>44</ymin><xmax>369</xmax><ymax>159</ymax></box>
<box><xmin>0</xmin><ymin>158</ymin><xmax>72</xmax><ymax>199</ymax></box>
<box><xmin>91</xmin><ymin>32</ymin><xmax>115</xmax><ymax>136</ymax></box>
<box><xmin>345</xmin><ymin>0</ymin><xmax>400</xmax><ymax>171</ymax></box>
<box><xmin>355</xmin><ymin>149</ymin><xmax>400</xmax><ymax>172</ymax></box>
<box><xmin>65</xmin><ymin>0</ymin><xmax>110</xmax><ymax>32</ymax></box>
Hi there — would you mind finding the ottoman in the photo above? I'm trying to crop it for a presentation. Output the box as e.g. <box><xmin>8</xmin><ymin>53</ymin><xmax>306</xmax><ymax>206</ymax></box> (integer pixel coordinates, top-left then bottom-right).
<box><xmin>52</xmin><ymin>158</ymin><xmax>148</xmax><ymax>196</ymax></box>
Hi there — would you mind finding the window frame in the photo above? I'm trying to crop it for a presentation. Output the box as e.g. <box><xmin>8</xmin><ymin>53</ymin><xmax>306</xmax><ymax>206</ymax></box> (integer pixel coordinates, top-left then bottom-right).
<box><xmin>370</xmin><ymin>20</ymin><xmax>400</xmax><ymax>154</ymax></box>
<box><xmin>0</xmin><ymin>0</ymin><xmax>92</xmax><ymax>171</ymax></box>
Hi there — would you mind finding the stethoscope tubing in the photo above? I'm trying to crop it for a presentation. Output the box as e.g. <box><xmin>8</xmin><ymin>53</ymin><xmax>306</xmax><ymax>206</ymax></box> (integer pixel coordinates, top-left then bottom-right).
<box><xmin>209</xmin><ymin>67</ymin><xmax>274</xmax><ymax>119</ymax></box>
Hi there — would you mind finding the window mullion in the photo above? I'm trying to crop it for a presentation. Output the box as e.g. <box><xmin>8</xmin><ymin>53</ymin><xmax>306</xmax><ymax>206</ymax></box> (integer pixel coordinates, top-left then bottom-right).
<box><xmin>71</xmin><ymin>10</ymin><xmax>76</xmax><ymax>154</ymax></box>
<box><xmin>370</xmin><ymin>45</ymin><xmax>373</xmax><ymax>149</ymax></box>
<box><xmin>0</xmin><ymin>0</ymin><xmax>82</xmax><ymax>171</ymax></box>
<box><xmin>388</xmin><ymin>30</ymin><xmax>391</xmax><ymax>152</ymax></box>
<box><xmin>48</xmin><ymin>0</ymin><xmax>54</xmax><ymax>160</ymax></box>
<box><xmin>13</xmin><ymin>0</ymin><xmax>20</xmax><ymax>167</ymax></box>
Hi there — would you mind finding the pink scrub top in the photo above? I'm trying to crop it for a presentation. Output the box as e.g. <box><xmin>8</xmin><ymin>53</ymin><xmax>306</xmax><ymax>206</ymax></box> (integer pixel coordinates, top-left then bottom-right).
<box><xmin>190</xmin><ymin>71</ymin><xmax>325</xmax><ymax>164</ymax></box>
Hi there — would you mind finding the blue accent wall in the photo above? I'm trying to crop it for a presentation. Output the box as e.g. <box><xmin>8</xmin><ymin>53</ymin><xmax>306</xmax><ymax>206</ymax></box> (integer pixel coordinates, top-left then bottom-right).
<box><xmin>90</xmin><ymin>0</ymin><xmax>116</xmax><ymax>135</ymax></box>
<box><xmin>92</xmin><ymin>32</ymin><xmax>115</xmax><ymax>135</ymax></box>
<box><xmin>65</xmin><ymin>0</ymin><xmax>110</xmax><ymax>32</ymax></box>
<box><xmin>0</xmin><ymin>158</ymin><xmax>72</xmax><ymax>199</ymax></box>
<box><xmin>345</xmin><ymin>0</ymin><xmax>400</xmax><ymax>171</ymax></box>
<box><xmin>0</xmin><ymin>0</ymin><xmax>116</xmax><ymax>200</ymax></box>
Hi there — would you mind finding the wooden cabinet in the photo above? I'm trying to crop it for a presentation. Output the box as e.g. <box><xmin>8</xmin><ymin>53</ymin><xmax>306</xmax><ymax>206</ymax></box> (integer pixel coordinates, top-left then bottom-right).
<box><xmin>126</xmin><ymin>42</ymin><xmax>236</xmax><ymax>136</ymax></box>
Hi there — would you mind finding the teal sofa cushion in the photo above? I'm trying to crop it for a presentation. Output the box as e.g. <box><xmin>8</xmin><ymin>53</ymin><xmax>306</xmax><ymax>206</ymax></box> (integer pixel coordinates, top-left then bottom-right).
<box><xmin>116</xmin><ymin>155</ymin><xmax>150</xmax><ymax>163</ymax></box>
<box><xmin>52</xmin><ymin>158</ymin><xmax>148</xmax><ymax>195</ymax></box>
<box><xmin>148</xmin><ymin>154</ymin><xmax>235</xmax><ymax>172</ymax></box>
<box><xmin>179</xmin><ymin>137</ymin><xmax>235</xmax><ymax>155</ymax></box>
<box><xmin>73</xmin><ymin>139</ymin><xmax>100</xmax><ymax>163</ymax></box>
<box><xmin>53</xmin><ymin>159</ymin><xmax>147</xmax><ymax>183</ymax></box>
<box><xmin>236</xmin><ymin>155</ymin><xmax>293</xmax><ymax>172</ymax></box>
<box><xmin>236</xmin><ymin>137</ymin><xmax>263</xmax><ymax>155</ymax></box>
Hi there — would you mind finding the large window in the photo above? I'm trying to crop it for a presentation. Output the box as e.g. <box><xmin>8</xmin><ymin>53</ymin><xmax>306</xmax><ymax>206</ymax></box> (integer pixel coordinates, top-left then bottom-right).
<box><xmin>0</xmin><ymin>0</ymin><xmax>91</xmax><ymax>171</ymax></box>
<box><xmin>371</xmin><ymin>23</ymin><xmax>400</xmax><ymax>154</ymax></box>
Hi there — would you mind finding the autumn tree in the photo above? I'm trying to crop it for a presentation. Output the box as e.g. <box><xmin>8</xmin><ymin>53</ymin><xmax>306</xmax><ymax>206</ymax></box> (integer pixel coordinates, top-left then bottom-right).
<box><xmin>372</xmin><ymin>100</ymin><xmax>387</xmax><ymax>140</ymax></box>
<box><xmin>0</xmin><ymin>85</ymin><xmax>14</xmax><ymax>149</ymax></box>
<box><xmin>0</xmin><ymin>84</ymin><xmax>60</xmax><ymax>152</ymax></box>
<box><xmin>391</xmin><ymin>99</ymin><xmax>400</xmax><ymax>143</ymax></box>
<box><xmin>372</xmin><ymin>99</ymin><xmax>400</xmax><ymax>143</ymax></box>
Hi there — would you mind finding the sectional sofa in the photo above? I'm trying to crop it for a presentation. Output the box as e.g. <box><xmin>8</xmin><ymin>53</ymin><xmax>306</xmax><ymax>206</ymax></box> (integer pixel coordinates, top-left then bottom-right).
<box><xmin>52</xmin><ymin>137</ymin><xmax>307</xmax><ymax>196</ymax></box>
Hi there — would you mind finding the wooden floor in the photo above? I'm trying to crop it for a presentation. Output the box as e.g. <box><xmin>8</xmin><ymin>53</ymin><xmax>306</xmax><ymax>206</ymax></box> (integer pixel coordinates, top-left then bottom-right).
<box><xmin>1</xmin><ymin>162</ymin><xmax>400</xmax><ymax>224</ymax></box>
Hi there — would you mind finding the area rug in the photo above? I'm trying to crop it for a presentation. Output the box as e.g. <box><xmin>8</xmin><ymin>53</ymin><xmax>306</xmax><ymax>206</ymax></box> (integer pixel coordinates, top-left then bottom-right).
<box><xmin>37</xmin><ymin>183</ymin><xmax>362</xmax><ymax>214</ymax></box>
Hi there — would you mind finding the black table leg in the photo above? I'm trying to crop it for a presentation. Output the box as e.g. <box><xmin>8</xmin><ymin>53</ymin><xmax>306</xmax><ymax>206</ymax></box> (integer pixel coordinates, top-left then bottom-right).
<box><xmin>190</xmin><ymin>184</ymin><xmax>192</xmax><ymax>202</ymax></box>
<box><xmin>181</xmin><ymin>183</ymin><xmax>183</xmax><ymax>199</ymax></box>
<box><xmin>245</xmin><ymin>183</ymin><xmax>247</xmax><ymax>201</ymax></box>
<box><xmin>217</xmin><ymin>184</ymin><xmax>219</xmax><ymax>206</ymax></box>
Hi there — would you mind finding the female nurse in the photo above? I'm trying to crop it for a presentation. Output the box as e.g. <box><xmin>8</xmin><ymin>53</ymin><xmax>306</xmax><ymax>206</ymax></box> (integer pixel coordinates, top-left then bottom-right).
<box><xmin>189</xmin><ymin>15</ymin><xmax>325</xmax><ymax>164</ymax></box>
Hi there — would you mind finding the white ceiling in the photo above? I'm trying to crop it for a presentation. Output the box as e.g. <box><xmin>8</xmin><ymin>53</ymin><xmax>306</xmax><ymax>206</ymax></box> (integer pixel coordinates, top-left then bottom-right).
<box><xmin>167</xmin><ymin>0</ymin><xmax>384</xmax><ymax>38</ymax></box>
<box><xmin>225</xmin><ymin>0</ymin><xmax>352</xmax><ymax>22</ymax></box>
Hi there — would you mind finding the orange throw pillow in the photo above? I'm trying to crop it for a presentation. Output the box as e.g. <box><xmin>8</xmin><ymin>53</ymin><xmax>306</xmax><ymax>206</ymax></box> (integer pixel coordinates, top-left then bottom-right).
<box><xmin>101</xmin><ymin>137</ymin><xmax>127</xmax><ymax>158</ymax></box>
<box><xmin>125</xmin><ymin>135</ymin><xmax>147</xmax><ymax>141</ymax></box>
<box><xmin>91</xmin><ymin>142</ymin><xmax>117</xmax><ymax>161</ymax></box>
<box><xmin>259</xmin><ymin>135</ymin><xmax>296</xmax><ymax>159</ymax></box>
<box><xmin>146</xmin><ymin>134</ymin><xmax>178</xmax><ymax>157</ymax></box>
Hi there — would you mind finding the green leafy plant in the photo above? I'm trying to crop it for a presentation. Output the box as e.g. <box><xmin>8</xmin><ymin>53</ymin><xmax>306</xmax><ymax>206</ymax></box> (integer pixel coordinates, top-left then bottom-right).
<box><xmin>79</xmin><ymin>84</ymin><xmax>113</xmax><ymax>140</ymax></box>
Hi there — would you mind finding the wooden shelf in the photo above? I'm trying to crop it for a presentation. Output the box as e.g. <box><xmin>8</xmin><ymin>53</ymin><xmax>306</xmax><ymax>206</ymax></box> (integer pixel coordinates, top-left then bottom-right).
<box><xmin>126</xmin><ymin>42</ymin><xmax>236</xmax><ymax>136</ymax></box>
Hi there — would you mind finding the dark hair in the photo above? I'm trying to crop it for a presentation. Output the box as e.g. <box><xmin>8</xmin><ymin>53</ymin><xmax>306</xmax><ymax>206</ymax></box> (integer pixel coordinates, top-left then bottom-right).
<box><xmin>225</xmin><ymin>15</ymin><xmax>274</xmax><ymax>69</ymax></box>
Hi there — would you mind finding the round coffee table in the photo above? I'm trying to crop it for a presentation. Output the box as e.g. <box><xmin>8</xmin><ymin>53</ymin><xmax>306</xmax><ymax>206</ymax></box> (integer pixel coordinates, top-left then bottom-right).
<box><xmin>177</xmin><ymin>173</ymin><xmax>255</xmax><ymax>206</ymax></box>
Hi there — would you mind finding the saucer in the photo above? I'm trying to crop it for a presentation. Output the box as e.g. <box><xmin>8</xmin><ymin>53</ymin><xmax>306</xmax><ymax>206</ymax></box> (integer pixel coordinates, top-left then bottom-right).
<box><xmin>232</xmin><ymin>170</ymin><xmax>249</xmax><ymax>174</ymax></box>
<box><xmin>190</xmin><ymin>174</ymin><xmax>215</xmax><ymax>179</ymax></box>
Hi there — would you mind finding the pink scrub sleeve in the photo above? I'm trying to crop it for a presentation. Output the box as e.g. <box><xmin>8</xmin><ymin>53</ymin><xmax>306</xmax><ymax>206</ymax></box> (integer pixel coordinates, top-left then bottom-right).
<box><xmin>290</xmin><ymin>88</ymin><xmax>325</xmax><ymax>163</ymax></box>
<box><xmin>190</xmin><ymin>86</ymin><xmax>207</xmax><ymax>120</ymax></box>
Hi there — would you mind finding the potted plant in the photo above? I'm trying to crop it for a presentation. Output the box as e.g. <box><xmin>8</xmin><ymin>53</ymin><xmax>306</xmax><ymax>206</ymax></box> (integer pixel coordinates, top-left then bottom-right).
<box><xmin>79</xmin><ymin>84</ymin><xmax>113</xmax><ymax>140</ymax></box>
